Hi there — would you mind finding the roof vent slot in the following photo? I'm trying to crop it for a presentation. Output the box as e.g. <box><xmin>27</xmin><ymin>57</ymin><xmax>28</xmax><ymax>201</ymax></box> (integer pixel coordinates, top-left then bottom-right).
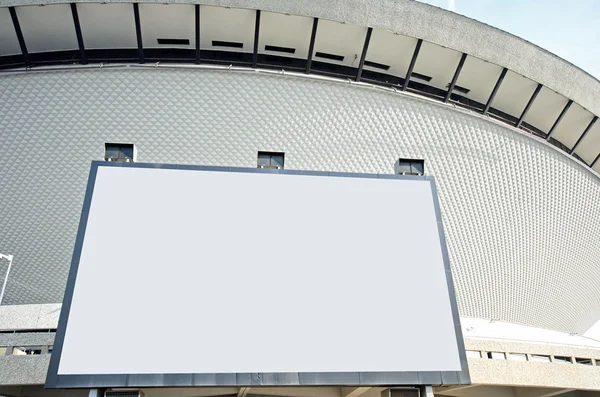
<box><xmin>265</xmin><ymin>45</ymin><xmax>296</xmax><ymax>54</ymax></box>
<box><xmin>364</xmin><ymin>60</ymin><xmax>390</xmax><ymax>71</ymax></box>
<box><xmin>315</xmin><ymin>52</ymin><xmax>344</xmax><ymax>62</ymax></box>
<box><xmin>212</xmin><ymin>40</ymin><xmax>243</xmax><ymax>49</ymax></box>
<box><xmin>411</xmin><ymin>72</ymin><xmax>432</xmax><ymax>82</ymax></box>
<box><xmin>446</xmin><ymin>83</ymin><xmax>470</xmax><ymax>94</ymax></box>
<box><xmin>157</xmin><ymin>38</ymin><xmax>190</xmax><ymax>45</ymax></box>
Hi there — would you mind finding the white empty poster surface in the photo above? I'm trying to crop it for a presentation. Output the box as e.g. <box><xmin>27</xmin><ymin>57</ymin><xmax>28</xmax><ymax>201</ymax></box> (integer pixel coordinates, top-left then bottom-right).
<box><xmin>52</xmin><ymin>163</ymin><xmax>465</xmax><ymax>385</ymax></box>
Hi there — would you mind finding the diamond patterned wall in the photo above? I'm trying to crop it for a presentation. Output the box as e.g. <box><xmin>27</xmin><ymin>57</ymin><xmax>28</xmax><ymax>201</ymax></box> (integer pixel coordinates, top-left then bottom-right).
<box><xmin>0</xmin><ymin>68</ymin><xmax>599</xmax><ymax>334</ymax></box>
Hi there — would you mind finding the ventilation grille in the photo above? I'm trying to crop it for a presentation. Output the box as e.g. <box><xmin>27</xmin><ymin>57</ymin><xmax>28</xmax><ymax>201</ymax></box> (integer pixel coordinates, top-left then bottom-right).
<box><xmin>382</xmin><ymin>388</ymin><xmax>420</xmax><ymax>397</ymax></box>
<box><xmin>106</xmin><ymin>391</ymin><xmax>144</xmax><ymax>397</ymax></box>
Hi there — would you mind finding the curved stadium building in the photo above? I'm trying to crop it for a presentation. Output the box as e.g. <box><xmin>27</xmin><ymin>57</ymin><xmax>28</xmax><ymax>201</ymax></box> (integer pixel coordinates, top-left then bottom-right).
<box><xmin>1</xmin><ymin>0</ymin><xmax>600</xmax><ymax>396</ymax></box>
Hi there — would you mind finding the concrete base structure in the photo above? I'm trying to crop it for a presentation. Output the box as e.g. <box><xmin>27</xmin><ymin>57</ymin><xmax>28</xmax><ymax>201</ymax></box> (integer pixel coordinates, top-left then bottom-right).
<box><xmin>1</xmin><ymin>305</ymin><xmax>600</xmax><ymax>396</ymax></box>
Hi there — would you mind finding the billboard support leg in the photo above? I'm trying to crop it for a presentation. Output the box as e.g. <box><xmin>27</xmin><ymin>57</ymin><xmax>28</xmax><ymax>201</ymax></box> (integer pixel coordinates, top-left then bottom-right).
<box><xmin>89</xmin><ymin>388</ymin><xmax>106</xmax><ymax>397</ymax></box>
<box><xmin>419</xmin><ymin>386</ymin><xmax>433</xmax><ymax>397</ymax></box>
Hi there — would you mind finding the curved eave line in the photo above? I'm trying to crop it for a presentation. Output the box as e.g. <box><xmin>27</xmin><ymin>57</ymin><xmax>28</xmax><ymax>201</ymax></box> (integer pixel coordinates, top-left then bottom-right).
<box><xmin>1</xmin><ymin>0</ymin><xmax>599</xmax><ymax>121</ymax></box>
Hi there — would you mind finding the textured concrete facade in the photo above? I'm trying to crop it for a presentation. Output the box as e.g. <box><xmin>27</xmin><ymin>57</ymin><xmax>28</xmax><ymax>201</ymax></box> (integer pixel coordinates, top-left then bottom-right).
<box><xmin>466</xmin><ymin>357</ymin><xmax>600</xmax><ymax>390</ymax></box>
<box><xmin>465</xmin><ymin>339</ymin><xmax>600</xmax><ymax>368</ymax></box>
<box><xmin>0</xmin><ymin>355</ymin><xmax>51</xmax><ymax>385</ymax></box>
<box><xmin>0</xmin><ymin>304</ymin><xmax>61</xmax><ymax>330</ymax></box>
<box><xmin>0</xmin><ymin>332</ymin><xmax>55</xmax><ymax>348</ymax></box>
<box><xmin>0</xmin><ymin>67</ymin><xmax>599</xmax><ymax>334</ymax></box>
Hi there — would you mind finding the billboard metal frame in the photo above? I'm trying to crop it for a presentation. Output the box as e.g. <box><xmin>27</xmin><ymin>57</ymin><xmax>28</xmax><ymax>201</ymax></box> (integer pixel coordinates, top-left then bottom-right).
<box><xmin>46</xmin><ymin>161</ymin><xmax>470</xmax><ymax>388</ymax></box>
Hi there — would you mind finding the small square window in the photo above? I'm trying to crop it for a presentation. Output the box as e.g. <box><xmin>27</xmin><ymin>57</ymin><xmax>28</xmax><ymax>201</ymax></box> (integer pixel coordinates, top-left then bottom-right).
<box><xmin>575</xmin><ymin>358</ymin><xmax>593</xmax><ymax>365</ymax></box>
<box><xmin>394</xmin><ymin>158</ymin><xmax>424</xmax><ymax>175</ymax></box>
<box><xmin>105</xmin><ymin>143</ymin><xmax>135</xmax><ymax>162</ymax></box>
<box><xmin>257</xmin><ymin>151</ymin><xmax>285</xmax><ymax>169</ymax></box>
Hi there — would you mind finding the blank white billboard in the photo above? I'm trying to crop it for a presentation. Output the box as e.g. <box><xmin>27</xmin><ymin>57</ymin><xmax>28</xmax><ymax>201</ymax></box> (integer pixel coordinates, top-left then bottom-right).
<box><xmin>47</xmin><ymin>162</ymin><xmax>468</xmax><ymax>388</ymax></box>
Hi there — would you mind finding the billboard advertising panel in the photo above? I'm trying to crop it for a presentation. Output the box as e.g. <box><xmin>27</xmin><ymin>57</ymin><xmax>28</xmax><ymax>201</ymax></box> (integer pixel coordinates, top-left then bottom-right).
<box><xmin>47</xmin><ymin>162</ymin><xmax>469</xmax><ymax>388</ymax></box>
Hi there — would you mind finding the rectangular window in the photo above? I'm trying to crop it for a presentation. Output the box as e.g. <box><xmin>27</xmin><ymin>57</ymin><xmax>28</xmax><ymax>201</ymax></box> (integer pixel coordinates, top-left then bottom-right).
<box><xmin>395</xmin><ymin>158</ymin><xmax>424</xmax><ymax>175</ymax></box>
<box><xmin>257</xmin><ymin>151</ymin><xmax>285</xmax><ymax>169</ymax></box>
<box><xmin>466</xmin><ymin>350</ymin><xmax>482</xmax><ymax>358</ymax></box>
<box><xmin>530</xmin><ymin>354</ymin><xmax>551</xmax><ymax>363</ymax></box>
<box><xmin>575</xmin><ymin>358</ymin><xmax>593</xmax><ymax>365</ymax></box>
<box><xmin>486</xmin><ymin>351</ymin><xmax>505</xmax><ymax>360</ymax></box>
<box><xmin>508</xmin><ymin>353</ymin><xmax>527</xmax><ymax>361</ymax></box>
<box><xmin>12</xmin><ymin>346</ymin><xmax>43</xmax><ymax>355</ymax></box>
<box><xmin>105</xmin><ymin>143</ymin><xmax>135</xmax><ymax>162</ymax></box>
<box><xmin>553</xmin><ymin>356</ymin><xmax>571</xmax><ymax>363</ymax></box>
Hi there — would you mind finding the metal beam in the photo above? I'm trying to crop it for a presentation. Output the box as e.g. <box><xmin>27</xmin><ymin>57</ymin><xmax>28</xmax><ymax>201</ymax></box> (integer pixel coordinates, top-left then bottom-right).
<box><xmin>546</xmin><ymin>99</ymin><xmax>572</xmax><ymax>140</ymax></box>
<box><xmin>70</xmin><ymin>3</ymin><xmax>87</xmax><ymax>65</ymax></box>
<box><xmin>195</xmin><ymin>4</ymin><xmax>200</xmax><ymax>64</ymax></box>
<box><xmin>570</xmin><ymin>115</ymin><xmax>597</xmax><ymax>154</ymax></box>
<box><xmin>402</xmin><ymin>38</ymin><xmax>422</xmax><ymax>91</ymax></box>
<box><xmin>341</xmin><ymin>387</ymin><xmax>371</xmax><ymax>397</ymax></box>
<box><xmin>484</xmin><ymin>67</ymin><xmax>507</xmax><ymax>114</ymax></box>
<box><xmin>250</xmin><ymin>387</ymin><xmax>338</xmax><ymax>397</ymax></box>
<box><xmin>516</xmin><ymin>83</ymin><xmax>542</xmax><ymax>128</ymax></box>
<box><xmin>9</xmin><ymin>7</ymin><xmax>29</xmax><ymax>66</ymax></box>
<box><xmin>237</xmin><ymin>388</ymin><xmax>251</xmax><ymax>397</ymax></box>
<box><xmin>444</xmin><ymin>53</ymin><xmax>467</xmax><ymax>102</ymax></box>
<box><xmin>434</xmin><ymin>385</ymin><xmax>479</xmax><ymax>395</ymax></box>
<box><xmin>305</xmin><ymin>18</ymin><xmax>318</xmax><ymax>74</ymax></box>
<box><xmin>252</xmin><ymin>10</ymin><xmax>261</xmax><ymax>68</ymax></box>
<box><xmin>592</xmin><ymin>151</ymin><xmax>600</xmax><ymax>168</ymax></box>
<box><xmin>537</xmin><ymin>390</ymin><xmax>575</xmax><ymax>397</ymax></box>
<box><xmin>516</xmin><ymin>388</ymin><xmax>575</xmax><ymax>397</ymax></box>
<box><xmin>355</xmin><ymin>27</ymin><xmax>372</xmax><ymax>82</ymax></box>
<box><xmin>133</xmin><ymin>3</ymin><xmax>144</xmax><ymax>64</ymax></box>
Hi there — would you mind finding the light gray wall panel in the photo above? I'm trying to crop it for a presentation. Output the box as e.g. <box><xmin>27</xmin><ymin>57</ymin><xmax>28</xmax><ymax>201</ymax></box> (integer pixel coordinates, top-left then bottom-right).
<box><xmin>0</xmin><ymin>332</ymin><xmax>55</xmax><ymax>347</ymax></box>
<box><xmin>0</xmin><ymin>304</ymin><xmax>61</xmax><ymax>331</ymax></box>
<box><xmin>0</xmin><ymin>68</ymin><xmax>599</xmax><ymax>335</ymax></box>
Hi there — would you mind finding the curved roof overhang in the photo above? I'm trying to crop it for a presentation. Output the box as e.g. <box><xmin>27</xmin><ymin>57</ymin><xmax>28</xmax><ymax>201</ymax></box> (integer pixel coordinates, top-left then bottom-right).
<box><xmin>1</xmin><ymin>0</ymin><xmax>599</xmax><ymax>173</ymax></box>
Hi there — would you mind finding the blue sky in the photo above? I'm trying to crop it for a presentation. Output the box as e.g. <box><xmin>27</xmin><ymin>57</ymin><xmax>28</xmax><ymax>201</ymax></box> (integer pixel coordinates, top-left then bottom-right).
<box><xmin>416</xmin><ymin>0</ymin><xmax>600</xmax><ymax>80</ymax></box>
